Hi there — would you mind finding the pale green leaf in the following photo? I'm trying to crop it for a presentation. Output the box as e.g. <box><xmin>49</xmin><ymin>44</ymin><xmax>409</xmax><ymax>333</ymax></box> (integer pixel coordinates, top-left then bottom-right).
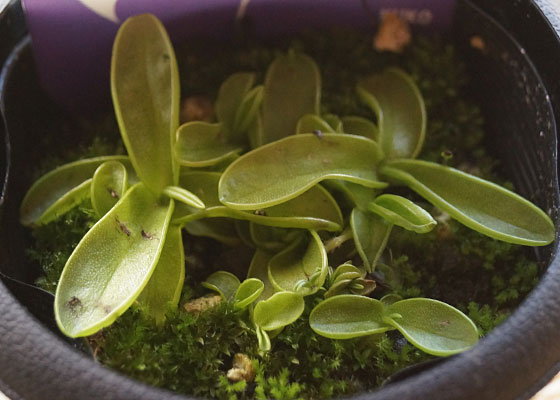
<box><xmin>253</xmin><ymin>291</ymin><xmax>305</xmax><ymax>331</ymax></box>
<box><xmin>202</xmin><ymin>271</ymin><xmax>240</xmax><ymax>300</ymax></box>
<box><xmin>368</xmin><ymin>194</ymin><xmax>436</xmax><ymax>234</ymax></box>
<box><xmin>136</xmin><ymin>225</ymin><xmax>184</xmax><ymax>325</ymax></box>
<box><xmin>216</xmin><ymin>72</ymin><xmax>256</xmax><ymax>139</ymax></box>
<box><xmin>247</xmin><ymin>249</ymin><xmax>277</xmax><ymax>302</ymax></box>
<box><xmin>385</xmin><ymin>298</ymin><xmax>479</xmax><ymax>356</ymax></box>
<box><xmin>296</xmin><ymin>114</ymin><xmax>337</xmax><ymax>134</ymax></box>
<box><xmin>323</xmin><ymin>180</ymin><xmax>377</xmax><ymax>210</ymax></box>
<box><xmin>174</xmin><ymin>122</ymin><xmax>242</xmax><ymax>167</ymax></box>
<box><xmin>261</xmin><ymin>52</ymin><xmax>321</xmax><ymax>144</ymax></box>
<box><xmin>91</xmin><ymin>161</ymin><xmax>128</xmax><ymax>217</ymax></box>
<box><xmin>341</xmin><ymin>116</ymin><xmax>378</xmax><ymax>140</ymax></box>
<box><xmin>234</xmin><ymin>278</ymin><xmax>264</xmax><ymax>310</ymax></box>
<box><xmin>350</xmin><ymin>208</ymin><xmax>392</xmax><ymax>272</ymax></box>
<box><xmin>309</xmin><ymin>295</ymin><xmax>392</xmax><ymax>339</ymax></box>
<box><xmin>381</xmin><ymin>159</ymin><xmax>555</xmax><ymax>245</ymax></box>
<box><xmin>234</xmin><ymin>85</ymin><xmax>264</xmax><ymax>134</ymax></box>
<box><xmin>20</xmin><ymin>156</ymin><xmax>131</xmax><ymax>226</ymax></box>
<box><xmin>357</xmin><ymin>68</ymin><xmax>426</xmax><ymax>159</ymax></box>
<box><xmin>323</xmin><ymin>114</ymin><xmax>343</xmax><ymax>133</ymax></box>
<box><xmin>54</xmin><ymin>183</ymin><xmax>174</xmax><ymax>337</ymax></box>
<box><xmin>219</xmin><ymin>133</ymin><xmax>387</xmax><ymax>210</ymax></box>
<box><xmin>162</xmin><ymin>185</ymin><xmax>205</xmax><ymax>209</ymax></box>
<box><xmin>111</xmin><ymin>14</ymin><xmax>179</xmax><ymax>193</ymax></box>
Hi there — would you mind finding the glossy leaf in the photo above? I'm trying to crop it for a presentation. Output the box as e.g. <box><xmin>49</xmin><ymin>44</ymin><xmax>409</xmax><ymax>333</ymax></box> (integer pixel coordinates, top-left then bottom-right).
<box><xmin>341</xmin><ymin>116</ymin><xmax>378</xmax><ymax>141</ymax></box>
<box><xmin>381</xmin><ymin>159</ymin><xmax>555</xmax><ymax>245</ymax></box>
<box><xmin>91</xmin><ymin>161</ymin><xmax>128</xmax><ymax>217</ymax></box>
<box><xmin>20</xmin><ymin>156</ymin><xmax>130</xmax><ymax>226</ymax></box>
<box><xmin>296</xmin><ymin>114</ymin><xmax>337</xmax><ymax>134</ymax></box>
<box><xmin>247</xmin><ymin>249</ymin><xmax>277</xmax><ymax>301</ymax></box>
<box><xmin>234</xmin><ymin>85</ymin><xmax>264</xmax><ymax>135</ymax></box>
<box><xmin>309</xmin><ymin>295</ymin><xmax>391</xmax><ymax>339</ymax></box>
<box><xmin>357</xmin><ymin>68</ymin><xmax>426</xmax><ymax>159</ymax></box>
<box><xmin>111</xmin><ymin>14</ymin><xmax>179</xmax><ymax>193</ymax></box>
<box><xmin>350</xmin><ymin>208</ymin><xmax>392</xmax><ymax>272</ymax></box>
<box><xmin>219</xmin><ymin>133</ymin><xmax>387</xmax><ymax>210</ymax></box>
<box><xmin>216</xmin><ymin>72</ymin><xmax>256</xmax><ymax>139</ymax></box>
<box><xmin>174</xmin><ymin>122</ymin><xmax>242</xmax><ymax>167</ymax></box>
<box><xmin>368</xmin><ymin>194</ymin><xmax>436</xmax><ymax>234</ymax></box>
<box><xmin>253</xmin><ymin>291</ymin><xmax>305</xmax><ymax>331</ymax></box>
<box><xmin>54</xmin><ymin>183</ymin><xmax>174</xmax><ymax>337</ymax></box>
<box><xmin>234</xmin><ymin>278</ymin><xmax>264</xmax><ymax>309</ymax></box>
<box><xmin>202</xmin><ymin>271</ymin><xmax>240</xmax><ymax>300</ymax></box>
<box><xmin>162</xmin><ymin>185</ymin><xmax>205</xmax><ymax>209</ymax></box>
<box><xmin>385</xmin><ymin>298</ymin><xmax>479</xmax><ymax>356</ymax></box>
<box><xmin>176</xmin><ymin>171</ymin><xmax>343</xmax><ymax>231</ymax></box>
<box><xmin>136</xmin><ymin>225</ymin><xmax>184</xmax><ymax>324</ymax></box>
<box><xmin>268</xmin><ymin>230</ymin><xmax>328</xmax><ymax>296</ymax></box>
<box><xmin>261</xmin><ymin>52</ymin><xmax>321</xmax><ymax>144</ymax></box>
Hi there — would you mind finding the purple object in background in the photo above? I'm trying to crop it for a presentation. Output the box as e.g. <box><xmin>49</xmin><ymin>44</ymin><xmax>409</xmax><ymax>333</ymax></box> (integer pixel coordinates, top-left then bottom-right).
<box><xmin>21</xmin><ymin>0</ymin><xmax>455</xmax><ymax>113</ymax></box>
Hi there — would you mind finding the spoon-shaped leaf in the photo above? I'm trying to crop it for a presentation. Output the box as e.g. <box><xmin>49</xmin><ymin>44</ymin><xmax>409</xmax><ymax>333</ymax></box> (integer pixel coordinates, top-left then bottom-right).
<box><xmin>54</xmin><ymin>183</ymin><xmax>174</xmax><ymax>337</ymax></box>
<box><xmin>174</xmin><ymin>122</ymin><xmax>243</xmax><ymax>167</ymax></box>
<box><xmin>247</xmin><ymin>249</ymin><xmax>277</xmax><ymax>301</ymax></box>
<box><xmin>385</xmin><ymin>298</ymin><xmax>479</xmax><ymax>356</ymax></box>
<box><xmin>20</xmin><ymin>156</ymin><xmax>131</xmax><ymax>226</ymax></box>
<box><xmin>162</xmin><ymin>186</ymin><xmax>205</xmax><ymax>209</ymax></box>
<box><xmin>176</xmin><ymin>171</ymin><xmax>343</xmax><ymax>231</ymax></box>
<box><xmin>253</xmin><ymin>291</ymin><xmax>305</xmax><ymax>331</ymax></box>
<box><xmin>341</xmin><ymin>116</ymin><xmax>378</xmax><ymax>141</ymax></box>
<box><xmin>91</xmin><ymin>161</ymin><xmax>128</xmax><ymax>217</ymax></box>
<box><xmin>357</xmin><ymin>68</ymin><xmax>426</xmax><ymax>159</ymax></box>
<box><xmin>309</xmin><ymin>295</ymin><xmax>392</xmax><ymax>339</ymax></box>
<box><xmin>234</xmin><ymin>278</ymin><xmax>264</xmax><ymax>310</ymax></box>
<box><xmin>136</xmin><ymin>225</ymin><xmax>184</xmax><ymax>324</ymax></box>
<box><xmin>111</xmin><ymin>14</ymin><xmax>179</xmax><ymax>193</ymax></box>
<box><xmin>219</xmin><ymin>133</ymin><xmax>387</xmax><ymax>210</ymax></box>
<box><xmin>202</xmin><ymin>271</ymin><xmax>240</xmax><ymax>301</ymax></box>
<box><xmin>216</xmin><ymin>72</ymin><xmax>256</xmax><ymax>139</ymax></box>
<box><xmin>381</xmin><ymin>159</ymin><xmax>555</xmax><ymax>245</ymax></box>
<box><xmin>296</xmin><ymin>114</ymin><xmax>337</xmax><ymax>134</ymax></box>
<box><xmin>368</xmin><ymin>194</ymin><xmax>436</xmax><ymax>234</ymax></box>
<box><xmin>234</xmin><ymin>85</ymin><xmax>264</xmax><ymax>135</ymax></box>
<box><xmin>268</xmin><ymin>230</ymin><xmax>328</xmax><ymax>296</ymax></box>
<box><xmin>350</xmin><ymin>208</ymin><xmax>393</xmax><ymax>272</ymax></box>
<box><xmin>261</xmin><ymin>52</ymin><xmax>321</xmax><ymax>144</ymax></box>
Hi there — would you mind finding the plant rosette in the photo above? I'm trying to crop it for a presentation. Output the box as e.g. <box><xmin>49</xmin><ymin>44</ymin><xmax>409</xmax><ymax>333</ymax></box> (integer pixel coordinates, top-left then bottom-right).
<box><xmin>18</xmin><ymin>12</ymin><xmax>555</xmax><ymax>397</ymax></box>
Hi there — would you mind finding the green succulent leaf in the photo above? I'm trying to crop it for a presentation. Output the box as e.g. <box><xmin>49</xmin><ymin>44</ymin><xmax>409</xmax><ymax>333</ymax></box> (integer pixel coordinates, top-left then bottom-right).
<box><xmin>350</xmin><ymin>208</ymin><xmax>392</xmax><ymax>272</ymax></box>
<box><xmin>261</xmin><ymin>51</ymin><xmax>321</xmax><ymax>144</ymax></box>
<box><xmin>234</xmin><ymin>85</ymin><xmax>264</xmax><ymax>135</ymax></box>
<box><xmin>323</xmin><ymin>180</ymin><xmax>377</xmax><ymax>211</ymax></box>
<box><xmin>255</xmin><ymin>324</ymin><xmax>271</xmax><ymax>352</ymax></box>
<box><xmin>341</xmin><ymin>116</ymin><xmax>378</xmax><ymax>141</ymax></box>
<box><xmin>20</xmin><ymin>156</ymin><xmax>131</xmax><ymax>226</ymax></box>
<box><xmin>368</xmin><ymin>194</ymin><xmax>436</xmax><ymax>234</ymax></box>
<box><xmin>184</xmin><ymin>218</ymin><xmax>241</xmax><ymax>246</ymax></box>
<box><xmin>357</xmin><ymin>68</ymin><xmax>426</xmax><ymax>159</ymax></box>
<box><xmin>296</xmin><ymin>114</ymin><xmax>338</xmax><ymax>134</ymax></box>
<box><xmin>247</xmin><ymin>249</ymin><xmax>277</xmax><ymax>302</ymax></box>
<box><xmin>268</xmin><ymin>230</ymin><xmax>328</xmax><ymax>296</ymax></box>
<box><xmin>162</xmin><ymin>185</ymin><xmax>205</xmax><ymax>209</ymax></box>
<box><xmin>111</xmin><ymin>14</ymin><xmax>179</xmax><ymax>193</ymax></box>
<box><xmin>136</xmin><ymin>225</ymin><xmax>184</xmax><ymax>325</ymax></box>
<box><xmin>234</xmin><ymin>278</ymin><xmax>265</xmax><ymax>310</ymax></box>
<box><xmin>309</xmin><ymin>295</ymin><xmax>392</xmax><ymax>339</ymax></box>
<box><xmin>380</xmin><ymin>293</ymin><xmax>403</xmax><ymax>306</ymax></box>
<box><xmin>253</xmin><ymin>291</ymin><xmax>305</xmax><ymax>331</ymax></box>
<box><xmin>385</xmin><ymin>298</ymin><xmax>479</xmax><ymax>356</ymax></box>
<box><xmin>219</xmin><ymin>133</ymin><xmax>387</xmax><ymax>210</ymax></box>
<box><xmin>174</xmin><ymin>122</ymin><xmax>242</xmax><ymax>167</ymax></box>
<box><xmin>91</xmin><ymin>161</ymin><xmax>128</xmax><ymax>217</ymax></box>
<box><xmin>54</xmin><ymin>183</ymin><xmax>174</xmax><ymax>337</ymax></box>
<box><xmin>202</xmin><ymin>271</ymin><xmax>241</xmax><ymax>301</ymax></box>
<box><xmin>323</xmin><ymin>114</ymin><xmax>343</xmax><ymax>133</ymax></box>
<box><xmin>176</xmin><ymin>171</ymin><xmax>343</xmax><ymax>231</ymax></box>
<box><xmin>249</xmin><ymin>224</ymin><xmax>303</xmax><ymax>252</ymax></box>
<box><xmin>381</xmin><ymin>159</ymin><xmax>555</xmax><ymax>245</ymax></box>
<box><xmin>216</xmin><ymin>72</ymin><xmax>256</xmax><ymax>139</ymax></box>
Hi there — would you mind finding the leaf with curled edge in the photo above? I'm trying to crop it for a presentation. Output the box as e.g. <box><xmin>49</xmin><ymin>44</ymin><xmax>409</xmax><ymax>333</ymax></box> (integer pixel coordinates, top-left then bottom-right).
<box><xmin>253</xmin><ymin>291</ymin><xmax>305</xmax><ymax>331</ymax></box>
<box><xmin>350</xmin><ymin>208</ymin><xmax>392</xmax><ymax>273</ymax></box>
<box><xmin>91</xmin><ymin>160</ymin><xmax>128</xmax><ymax>217</ymax></box>
<box><xmin>367</xmin><ymin>194</ymin><xmax>436</xmax><ymax>234</ymax></box>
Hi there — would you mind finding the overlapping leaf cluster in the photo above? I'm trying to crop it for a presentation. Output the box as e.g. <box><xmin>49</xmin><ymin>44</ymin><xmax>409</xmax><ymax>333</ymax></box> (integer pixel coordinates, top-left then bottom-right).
<box><xmin>20</xmin><ymin>14</ymin><xmax>554</xmax><ymax>360</ymax></box>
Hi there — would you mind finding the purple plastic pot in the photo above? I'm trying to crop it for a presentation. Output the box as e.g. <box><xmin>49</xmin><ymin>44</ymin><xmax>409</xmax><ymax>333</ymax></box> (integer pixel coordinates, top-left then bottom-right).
<box><xmin>0</xmin><ymin>1</ymin><xmax>559</xmax><ymax>399</ymax></box>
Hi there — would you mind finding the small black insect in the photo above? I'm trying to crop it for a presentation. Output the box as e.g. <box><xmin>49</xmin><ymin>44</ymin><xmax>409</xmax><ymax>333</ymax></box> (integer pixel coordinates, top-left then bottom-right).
<box><xmin>254</xmin><ymin>209</ymin><xmax>267</xmax><ymax>216</ymax></box>
<box><xmin>107</xmin><ymin>187</ymin><xmax>119</xmax><ymax>199</ymax></box>
<box><xmin>141</xmin><ymin>229</ymin><xmax>154</xmax><ymax>240</ymax></box>
<box><xmin>67</xmin><ymin>296</ymin><xmax>82</xmax><ymax>309</ymax></box>
<box><xmin>313</xmin><ymin>129</ymin><xmax>323</xmax><ymax>139</ymax></box>
<box><xmin>116</xmin><ymin>217</ymin><xmax>131</xmax><ymax>236</ymax></box>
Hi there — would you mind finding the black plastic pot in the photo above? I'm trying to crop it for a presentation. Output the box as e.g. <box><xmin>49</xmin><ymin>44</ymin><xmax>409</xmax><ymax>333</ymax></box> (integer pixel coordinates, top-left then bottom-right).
<box><xmin>1</xmin><ymin>1</ymin><xmax>559</xmax><ymax>399</ymax></box>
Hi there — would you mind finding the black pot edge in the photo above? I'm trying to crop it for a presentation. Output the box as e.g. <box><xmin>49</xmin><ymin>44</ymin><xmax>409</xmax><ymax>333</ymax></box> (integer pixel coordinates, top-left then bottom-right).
<box><xmin>0</xmin><ymin>1</ymin><xmax>560</xmax><ymax>400</ymax></box>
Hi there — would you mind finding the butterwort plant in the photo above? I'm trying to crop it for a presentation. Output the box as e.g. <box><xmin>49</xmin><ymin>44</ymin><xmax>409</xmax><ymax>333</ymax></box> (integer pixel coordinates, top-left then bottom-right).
<box><xmin>20</xmin><ymin>14</ymin><xmax>555</xmax><ymax>359</ymax></box>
